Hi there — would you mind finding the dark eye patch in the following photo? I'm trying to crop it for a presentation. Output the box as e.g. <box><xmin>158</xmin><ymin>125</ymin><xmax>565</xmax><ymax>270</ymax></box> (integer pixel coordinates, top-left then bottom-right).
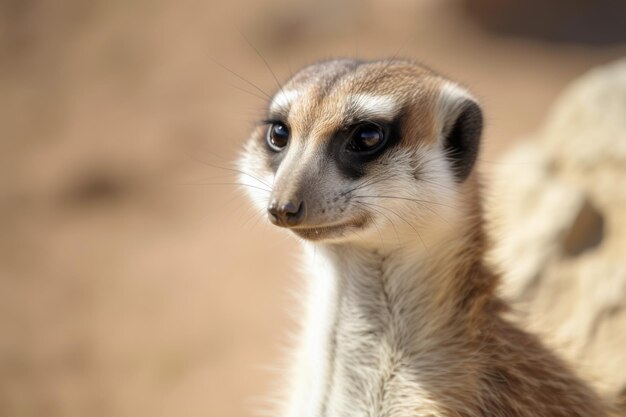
<box><xmin>332</xmin><ymin>112</ymin><xmax>405</xmax><ymax>179</ymax></box>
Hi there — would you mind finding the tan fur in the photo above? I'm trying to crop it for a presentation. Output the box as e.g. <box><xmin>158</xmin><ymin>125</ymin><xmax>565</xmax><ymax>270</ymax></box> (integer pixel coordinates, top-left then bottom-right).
<box><xmin>239</xmin><ymin>58</ymin><xmax>611</xmax><ymax>417</ymax></box>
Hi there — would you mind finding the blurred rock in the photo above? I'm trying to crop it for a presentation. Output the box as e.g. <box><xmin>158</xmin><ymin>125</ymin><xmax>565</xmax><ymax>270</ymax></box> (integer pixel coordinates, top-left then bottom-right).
<box><xmin>461</xmin><ymin>0</ymin><xmax>626</xmax><ymax>45</ymax></box>
<box><xmin>487</xmin><ymin>58</ymin><xmax>626</xmax><ymax>407</ymax></box>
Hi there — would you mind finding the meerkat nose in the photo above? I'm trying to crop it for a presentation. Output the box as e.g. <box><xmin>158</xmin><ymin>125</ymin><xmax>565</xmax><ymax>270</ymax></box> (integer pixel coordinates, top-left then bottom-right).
<box><xmin>268</xmin><ymin>199</ymin><xmax>306</xmax><ymax>227</ymax></box>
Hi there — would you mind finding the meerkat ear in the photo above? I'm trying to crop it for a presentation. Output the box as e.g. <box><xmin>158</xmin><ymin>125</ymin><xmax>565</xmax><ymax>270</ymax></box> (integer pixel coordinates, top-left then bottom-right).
<box><xmin>436</xmin><ymin>83</ymin><xmax>483</xmax><ymax>182</ymax></box>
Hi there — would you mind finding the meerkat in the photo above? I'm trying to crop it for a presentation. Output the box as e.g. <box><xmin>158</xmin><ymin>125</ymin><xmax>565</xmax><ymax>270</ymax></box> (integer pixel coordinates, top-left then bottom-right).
<box><xmin>238</xmin><ymin>58</ymin><xmax>609</xmax><ymax>417</ymax></box>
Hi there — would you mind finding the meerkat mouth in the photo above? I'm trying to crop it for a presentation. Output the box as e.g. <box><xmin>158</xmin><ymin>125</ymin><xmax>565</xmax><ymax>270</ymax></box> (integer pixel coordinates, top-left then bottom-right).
<box><xmin>290</xmin><ymin>217</ymin><xmax>368</xmax><ymax>241</ymax></box>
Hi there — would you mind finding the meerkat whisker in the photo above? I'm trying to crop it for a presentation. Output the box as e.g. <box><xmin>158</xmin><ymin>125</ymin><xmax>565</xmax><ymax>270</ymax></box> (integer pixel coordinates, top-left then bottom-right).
<box><xmin>340</xmin><ymin>172</ymin><xmax>397</xmax><ymax>196</ymax></box>
<box><xmin>352</xmin><ymin>194</ymin><xmax>454</xmax><ymax>227</ymax></box>
<box><xmin>227</xmin><ymin>81</ymin><xmax>272</xmax><ymax>102</ymax></box>
<box><xmin>240</xmin><ymin>205</ymin><xmax>271</xmax><ymax>231</ymax></box>
<box><xmin>208</xmin><ymin>55</ymin><xmax>272</xmax><ymax>99</ymax></box>
<box><xmin>356</xmin><ymin>200</ymin><xmax>429</xmax><ymax>252</ymax></box>
<box><xmin>188</xmin><ymin>154</ymin><xmax>274</xmax><ymax>189</ymax></box>
<box><xmin>240</xmin><ymin>31</ymin><xmax>286</xmax><ymax>97</ymax></box>
<box><xmin>352</xmin><ymin>200</ymin><xmax>400</xmax><ymax>245</ymax></box>
<box><xmin>352</xmin><ymin>194</ymin><xmax>462</xmax><ymax>212</ymax></box>
<box><xmin>189</xmin><ymin>182</ymin><xmax>271</xmax><ymax>193</ymax></box>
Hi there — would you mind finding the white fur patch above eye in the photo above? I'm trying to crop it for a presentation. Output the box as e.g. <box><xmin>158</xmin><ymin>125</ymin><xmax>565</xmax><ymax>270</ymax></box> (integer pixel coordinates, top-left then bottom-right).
<box><xmin>348</xmin><ymin>94</ymin><xmax>399</xmax><ymax>119</ymax></box>
<box><xmin>270</xmin><ymin>89</ymin><xmax>301</xmax><ymax>111</ymax></box>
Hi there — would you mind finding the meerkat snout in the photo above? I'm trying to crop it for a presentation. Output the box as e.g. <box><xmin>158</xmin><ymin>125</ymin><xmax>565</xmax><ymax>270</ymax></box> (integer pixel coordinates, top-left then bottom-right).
<box><xmin>267</xmin><ymin>198</ymin><xmax>306</xmax><ymax>227</ymax></box>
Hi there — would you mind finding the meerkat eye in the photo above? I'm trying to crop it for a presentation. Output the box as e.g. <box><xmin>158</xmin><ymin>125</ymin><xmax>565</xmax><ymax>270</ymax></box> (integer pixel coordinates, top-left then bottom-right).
<box><xmin>267</xmin><ymin>122</ymin><xmax>290</xmax><ymax>151</ymax></box>
<box><xmin>346</xmin><ymin>123</ymin><xmax>386</xmax><ymax>153</ymax></box>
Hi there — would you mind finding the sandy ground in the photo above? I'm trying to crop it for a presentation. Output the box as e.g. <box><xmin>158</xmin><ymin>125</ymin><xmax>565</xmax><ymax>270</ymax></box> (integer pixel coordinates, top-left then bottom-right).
<box><xmin>1</xmin><ymin>1</ymin><xmax>625</xmax><ymax>416</ymax></box>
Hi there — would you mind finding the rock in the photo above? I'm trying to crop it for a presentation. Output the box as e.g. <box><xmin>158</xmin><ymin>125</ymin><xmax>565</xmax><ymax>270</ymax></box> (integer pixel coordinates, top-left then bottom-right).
<box><xmin>487</xmin><ymin>58</ymin><xmax>626</xmax><ymax>406</ymax></box>
<box><xmin>460</xmin><ymin>0</ymin><xmax>626</xmax><ymax>44</ymax></box>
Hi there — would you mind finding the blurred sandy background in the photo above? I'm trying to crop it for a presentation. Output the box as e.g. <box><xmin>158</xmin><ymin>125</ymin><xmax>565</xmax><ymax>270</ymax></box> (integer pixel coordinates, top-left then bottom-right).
<box><xmin>1</xmin><ymin>1</ymin><xmax>625</xmax><ymax>416</ymax></box>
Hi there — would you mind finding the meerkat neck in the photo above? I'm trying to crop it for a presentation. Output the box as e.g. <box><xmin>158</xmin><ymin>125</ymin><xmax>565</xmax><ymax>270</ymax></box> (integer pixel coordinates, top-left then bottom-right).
<box><xmin>313</xmin><ymin>224</ymin><xmax>493</xmax><ymax>342</ymax></box>
<box><xmin>287</xmin><ymin>216</ymin><xmax>496</xmax><ymax>417</ymax></box>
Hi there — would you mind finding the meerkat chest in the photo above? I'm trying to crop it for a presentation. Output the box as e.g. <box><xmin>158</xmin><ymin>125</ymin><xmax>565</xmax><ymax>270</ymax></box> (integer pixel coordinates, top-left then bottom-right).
<box><xmin>292</xmin><ymin>260</ymin><xmax>457</xmax><ymax>417</ymax></box>
<box><xmin>326</xmin><ymin>305</ymin><xmax>424</xmax><ymax>417</ymax></box>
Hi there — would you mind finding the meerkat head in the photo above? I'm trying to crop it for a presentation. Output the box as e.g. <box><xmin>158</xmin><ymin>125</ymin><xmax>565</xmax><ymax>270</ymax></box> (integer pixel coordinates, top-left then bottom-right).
<box><xmin>239</xmin><ymin>59</ymin><xmax>482</xmax><ymax>245</ymax></box>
